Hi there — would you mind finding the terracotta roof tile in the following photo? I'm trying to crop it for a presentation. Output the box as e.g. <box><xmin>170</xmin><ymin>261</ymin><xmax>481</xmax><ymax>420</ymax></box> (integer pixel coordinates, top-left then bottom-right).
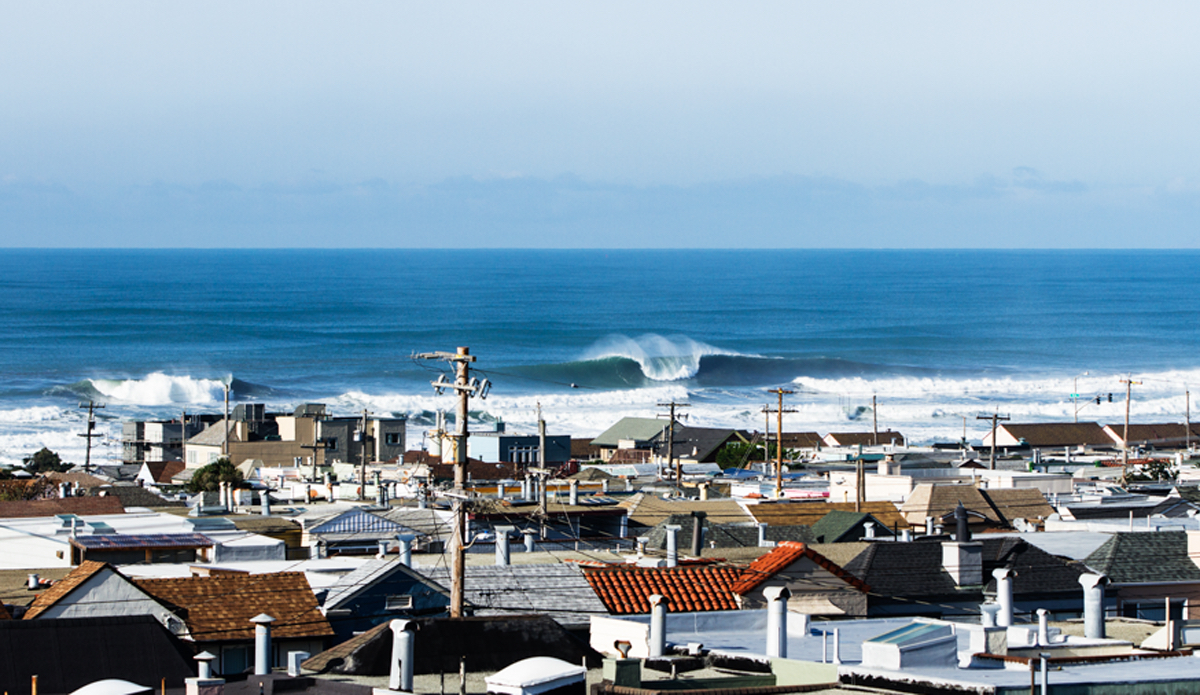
<box><xmin>24</xmin><ymin>561</ymin><xmax>110</xmax><ymax>619</ymax></box>
<box><xmin>582</xmin><ymin>565</ymin><xmax>742</xmax><ymax>614</ymax></box>
<box><xmin>732</xmin><ymin>541</ymin><xmax>869</xmax><ymax>595</ymax></box>
<box><xmin>0</xmin><ymin>497</ymin><xmax>125</xmax><ymax>519</ymax></box>
<box><xmin>134</xmin><ymin>571</ymin><xmax>332</xmax><ymax>641</ymax></box>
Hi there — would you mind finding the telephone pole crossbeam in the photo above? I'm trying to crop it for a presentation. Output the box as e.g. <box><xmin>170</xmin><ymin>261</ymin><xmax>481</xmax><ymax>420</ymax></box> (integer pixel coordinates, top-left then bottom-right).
<box><xmin>766</xmin><ymin>389</ymin><xmax>795</xmax><ymax>499</ymax></box>
<box><xmin>977</xmin><ymin>412</ymin><xmax>1011</xmax><ymax>470</ymax></box>
<box><xmin>1121</xmin><ymin>378</ymin><xmax>1142</xmax><ymax>484</ymax></box>
<box><xmin>78</xmin><ymin>401</ymin><xmax>106</xmax><ymax>472</ymax></box>
<box><xmin>657</xmin><ymin>401</ymin><xmax>690</xmax><ymax>485</ymax></box>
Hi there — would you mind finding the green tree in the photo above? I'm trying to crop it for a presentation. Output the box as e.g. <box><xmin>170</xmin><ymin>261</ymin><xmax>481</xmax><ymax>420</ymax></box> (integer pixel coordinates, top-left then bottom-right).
<box><xmin>23</xmin><ymin>447</ymin><xmax>69</xmax><ymax>473</ymax></box>
<box><xmin>715</xmin><ymin>441</ymin><xmax>799</xmax><ymax>468</ymax></box>
<box><xmin>186</xmin><ymin>458</ymin><xmax>244</xmax><ymax>493</ymax></box>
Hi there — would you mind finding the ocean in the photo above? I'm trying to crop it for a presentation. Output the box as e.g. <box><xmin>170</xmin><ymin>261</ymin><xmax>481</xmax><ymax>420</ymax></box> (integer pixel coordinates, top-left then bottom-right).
<box><xmin>2</xmin><ymin>248</ymin><xmax>1199</xmax><ymax>468</ymax></box>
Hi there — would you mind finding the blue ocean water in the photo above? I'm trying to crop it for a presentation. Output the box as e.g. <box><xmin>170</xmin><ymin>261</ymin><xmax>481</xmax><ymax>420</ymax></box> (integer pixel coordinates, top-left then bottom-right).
<box><xmin>2</xmin><ymin>249</ymin><xmax>1199</xmax><ymax>467</ymax></box>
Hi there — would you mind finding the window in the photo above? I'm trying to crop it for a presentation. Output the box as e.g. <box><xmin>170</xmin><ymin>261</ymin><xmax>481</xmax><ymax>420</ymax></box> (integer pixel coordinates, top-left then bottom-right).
<box><xmin>385</xmin><ymin>594</ymin><xmax>414</xmax><ymax>611</ymax></box>
<box><xmin>385</xmin><ymin>433</ymin><xmax>402</xmax><ymax>446</ymax></box>
<box><xmin>324</xmin><ymin>437</ymin><xmax>338</xmax><ymax>451</ymax></box>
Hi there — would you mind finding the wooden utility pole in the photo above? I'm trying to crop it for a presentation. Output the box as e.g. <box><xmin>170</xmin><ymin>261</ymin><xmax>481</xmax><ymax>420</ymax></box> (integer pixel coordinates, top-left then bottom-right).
<box><xmin>417</xmin><ymin>347</ymin><xmax>486</xmax><ymax>619</ymax></box>
<box><xmin>1121</xmin><ymin>378</ymin><xmax>1142</xmax><ymax>483</ymax></box>
<box><xmin>78</xmin><ymin>401</ymin><xmax>105</xmax><ymax>472</ymax></box>
<box><xmin>358</xmin><ymin>408</ymin><xmax>373</xmax><ymax>500</ymax></box>
<box><xmin>223</xmin><ymin>382</ymin><xmax>231</xmax><ymax>456</ymax></box>
<box><xmin>977</xmin><ymin>412</ymin><xmax>1010</xmax><ymax>470</ymax></box>
<box><xmin>301</xmin><ymin>417</ymin><xmax>327</xmax><ymax>483</ymax></box>
<box><xmin>1187</xmin><ymin>390</ymin><xmax>1192</xmax><ymax>452</ymax></box>
<box><xmin>767</xmin><ymin>389</ymin><xmax>795</xmax><ymax>499</ymax></box>
<box><xmin>872</xmin><ymin>395</ymin><xmax>879</xmax><ymax>446</ymax></box>
<box><xmin>657</xmin><ymin>400</ymin><xmax>689</xmax><ymax>484</ymax></box>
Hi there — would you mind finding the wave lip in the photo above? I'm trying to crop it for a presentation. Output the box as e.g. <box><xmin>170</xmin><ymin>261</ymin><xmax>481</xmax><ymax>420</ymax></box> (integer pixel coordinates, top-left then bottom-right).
<box><xmin>86</xmin><ymin>372</ymin><xmax>229</xmax><ymax>406</ymax></box>
<box><xmin>581</xmin><ymin>334</ymin><xmax>743</xmax><ymax>381</ymax></box>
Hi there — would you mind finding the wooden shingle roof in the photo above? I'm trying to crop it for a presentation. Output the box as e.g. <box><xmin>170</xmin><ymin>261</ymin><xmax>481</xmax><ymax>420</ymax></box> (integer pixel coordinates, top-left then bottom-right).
<box><xmin>746</xmin><ymin>500</ymin><xmax>906</xmax><ymax>530</ymax></box>
<box><xmin>582</xmin><ymin>565</ymin><xmax>742</xmax><ymax>614</ymax></box>
<box><xmin>900</xmin><ymin>484</ymin><xmax>1003</xmax><ymax>526</ymax></box>
<box><xmin>134</xmin><ymin>571</ymin><xmax>332</xmax><ymax>641</ymax></box>
<box><xmin>620</xmin><ymin>493</ymin><xmax>751</xmax><ymax>528</ymax></box>
<box><xmin>23</xmin><ymin>561</ymin><xmax>110</xmax><ymax>620</ymax></box>
<box><xmin>0</xmin><ymin>497</ymin><xmax>125</xmax><ymax>519</ymax></box>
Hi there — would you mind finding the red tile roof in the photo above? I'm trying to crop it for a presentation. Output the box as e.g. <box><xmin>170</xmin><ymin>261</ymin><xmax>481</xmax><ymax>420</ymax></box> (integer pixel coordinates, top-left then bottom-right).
<box><xmin>134</xmin><ymin>571</ymin><xmax>333</xmax><ymax>641</ymax></box>
<box><xmin>24</xmin><ymin>561</ymin><xmax>111</xmax><ymax>619</ymax></box>
<box><xmin>732</xmin><ymin>541</ymin><xmax>869</xmax><ymax>595</ymax></box>
<box><xmin>582</xmin><ymin>565</ymin><xmax>742</xmax><ymax>614</ymax></box>
<box><xmin>0</xmin><ymin>497</ymin><xmax>125</xmax><ymax>519</ymax></box>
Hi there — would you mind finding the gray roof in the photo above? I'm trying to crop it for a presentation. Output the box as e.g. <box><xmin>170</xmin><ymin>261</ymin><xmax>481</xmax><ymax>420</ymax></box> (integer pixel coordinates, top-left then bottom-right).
<box><xmin>1085</xmin><ymin>531</ymin><xmax>1200</xmax><ymax>584</ymax></box>
<box><xmin>324</xmin><ymin>558</ymin><xmax>448</xmax><ymax>611</ymax></box>
<box><xmin>187</xmin><ymin>420</ymin><xmax>238</xmax><ymax>446</ymax></box>
<box><xmin>643</xmin><ymin>513</ymin><xmax>812</xmax><ymax>550</ymax></box>
<box><xmin>422</xmin><ymin>563</ymin><xmax>607</xmax><ymax>629</ymax></box>
<box><xmin>590</xmin><ymin>417</ymin><xmax>676</xmax><ymax>448</ymax></box>
<box><xmin>378</xmin><ymin>508</ymin><xmax>455</xmax><ymax>542</ymax></box>
<box><xmin>810</xmin><ymin>510</ymin><xmax>894</xmax><ymax>543</ymax></box>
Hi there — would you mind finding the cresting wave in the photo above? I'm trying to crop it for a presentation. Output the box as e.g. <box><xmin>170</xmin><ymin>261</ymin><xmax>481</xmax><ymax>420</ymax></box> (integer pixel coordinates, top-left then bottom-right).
<box><xmin>54</xmin><ymin>373</ymin><xmax>281</xmax><ymax>406</ymax></box>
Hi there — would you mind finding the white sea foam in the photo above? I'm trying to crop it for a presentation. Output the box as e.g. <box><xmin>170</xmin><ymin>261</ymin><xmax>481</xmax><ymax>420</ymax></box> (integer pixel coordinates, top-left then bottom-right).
<box><xmin>89</xmin><ymin>372</ymin><xmax>228</xmax><ymax>405</ymax></box>
<box><xmin>580</xmin><ymin>334</ymin><xmax>742</xmax><ymax>381</ymax></box>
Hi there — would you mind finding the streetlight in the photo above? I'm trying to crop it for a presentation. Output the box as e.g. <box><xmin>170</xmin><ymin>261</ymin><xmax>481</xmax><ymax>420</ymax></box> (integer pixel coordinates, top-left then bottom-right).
<box><xmin>1072</xmin><ymin>372</ymin><xmax>1089</xmax><ymax>423</ymax></box>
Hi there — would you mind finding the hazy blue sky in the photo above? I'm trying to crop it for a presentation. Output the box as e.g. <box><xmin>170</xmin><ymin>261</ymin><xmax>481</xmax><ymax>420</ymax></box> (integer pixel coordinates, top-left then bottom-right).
<box><xmin>2</xmin><ymin>2</ymin><xmax>1199</xmax><ymax>247</ymax></box>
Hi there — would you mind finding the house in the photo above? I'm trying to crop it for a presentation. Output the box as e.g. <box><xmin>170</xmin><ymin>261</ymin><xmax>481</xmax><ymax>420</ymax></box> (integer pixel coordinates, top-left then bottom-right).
<box><xmin>746</xmin><ymin>500</ymin><xmax>907</xmax><ymax>531</ymax></box>
<box><xmin>620</xmin><ymin>493</ymin><xmax>752</xmax><ymax>530</ymax></box>
<box><xmin>651</xmin><ymin>426</ymin><xmax>749</xmax><ymax>464</ymax></box>
<box><xmin>0</xmin><ymin>496</ymin><xmax>125</xmax><ymax>519</ymax></box>
<box><xmin>122</xmin><ymin>416</ymin><xmax>210</xmax><ymax>464</ymax></box>
<box><xmin>731</xmin><ymin>541</ymin><xmax>869</xmax><ymax>616</ymax></box>
<box><xmin>823</xmin><ymin>431</ymin><xmax>905</xmax><ymax>447</ymax></box>
<box><xmin>68</xmin><ymin>532</ymin><xmax>215</xmax><ymax>565</ymax></box>
<box><xmin>839</xmin><ymin>536</ymin><xmax>1088</xmax><ymax>618</ymax></box>
<box><xmin>899</xmin><ymin>483</ymin><xmax>1055</xmax><ymax>530</ymax></box>
<box><xmin>299</xmin><ymin>506</ymin><xmax>428</xmax><ymax>556</ymax></box>
<box><xmin>134</xmin><ymin>571</ymin><xmax>334</xmax><ymax>675</ymax></box>
<box><xmin>1084</xmin><ymin>531</ymin><xmax>1200</xmax><ymax>620</ymax></box>
<box><xmin>320</xmin><ymin>558</ymin><xmax>452</xmax><ymax>640</ymax></box>
<box><xmin>136</xmin><ymin>461</ymin><xmax>187</xmax><ymax>487</ymax></box>
<box><xmin>641</xmin><ymin>513</ymin><xmax>812</xmax><ymax>551</ymax></box>
<box><xmin>23</xmin><ymin>561</ymin><xmax>177</xmax><ymax>623</ymax></box>
<box><xmin>422</xmin><ymin>563</ymin><xmax>608</xmax><ymax>632</ymax></box>
<box><xmin>809</xmin><ymin>510</ymin><xmax>895</xmax><ymax>543</ymax></box>
<box><xmin>582</xmin><ymin>564</ymin><xmax>742</xmax><ymax>614</ymax></box>
<box><xmin>590</xmin><ymin>417</ymin><xmax>679</xmax><ymax>462</ymax></box>
<box><xmin>1103</xmin><ymin>423</ymin><xmax>1200</xmax><ymax>450</ymax></box>
<box><xmin>981</xmin><ymin>422</ymin><xmax>1113</xmax><ymax>449</ymax></box>
<box><xmin>469</xmin><ymin>427</ymin><xmax>572</xmax><ymax>465</ymax></box>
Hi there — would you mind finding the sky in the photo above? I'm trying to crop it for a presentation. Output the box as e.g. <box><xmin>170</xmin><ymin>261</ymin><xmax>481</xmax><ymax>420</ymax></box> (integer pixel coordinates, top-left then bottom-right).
<box><xmin>2</xmin><ymin>1</ymin><xmax>1199</xmax><ymax>248</ymax></box>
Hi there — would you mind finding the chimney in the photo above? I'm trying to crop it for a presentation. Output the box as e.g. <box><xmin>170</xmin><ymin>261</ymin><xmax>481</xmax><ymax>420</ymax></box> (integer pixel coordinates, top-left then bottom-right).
<box><xmin>972</xmin><ymin>604</ymin><xmax>1007</xmax><ymax>655</ymax></box>
<box><xmin>1037</xmin><ymin>608</ymin><xmax>1049</xmax><ymax>646</ymax></box>
<box><xmin>619</xmin><ymin>514</ymin><xmax>629</xmax><ymax>539</ymax></box>
<box><xmin>900</xmin><ymin>529</ymin><xmax>912</xmax><ymax>542</ymax></box>
<box><xmin>569</xmin><ymin>480</ymin><xmax>579</xmax><ymax>506</ymax></box>
<box><xmin>698</xmin><ymin>482</ymin><xmax>709</xmax><ymax>501</ymax></box>
<box><xmin>1078</xmin><ymin>573</ymin><xmax>1108</xmax><ymax>639</ymax></box>
<box><xmin>260</xmin><ymin>490</ymin><xmax>271</xmax><ymax>517</ymax></box>
<box><xmin>648</xmin><ymin>594</ymin><xmax>668</xmax><ymax>657</ymax></box>
<box><xmin>389</xmin><ymin>620</ymin><xmax>416</xmax><ymax>692</ymax></box>
<box><xmin>665</xmin><ymin>525</ymin><xmax>681</xmax><ymax>567</ymax></box>
<box><xmin>27</xmin><ymin>573</ymin><xmax>39</xmax><ymax>590</ymax></box>
<box><xmin>287</xmin><ymin>651</ymin><xmax>310</xmax><ymax>678</ymax></box>
<box><xmin>954</xmin><ymin>502</ymin><xmax>971</xmax><ymax>542</ymax></box>
<box><xmin>377</xmin><ymin>540</ymin><xmax>390</xmax><ymax>559</ymax></box>
<box><xmin>396</xmin><ymin>535</ymin><xmax>413</xmax><ymax>567</ymax></box>
<box><xmin>497</xmin><ymin>482</ymin><xmax>506</xmax><ymax>499</ymax></box>
<box><xmin>250</xmin><ymin>613</ymin><xmax>275</xmax><ymax>675</ymax></box>
<box><xmin>636</xmin><ymin>536</ymin><xmax>648</xmax><ymax>559</ymax></box>
<box><xmin>495</xmin><ymin>526</ymin><xmax>512</xmax><ymax>566</ymax></box>
<box><xmin>602</xmin><ymin>479</ymin><xmax>610</xmax><ymax>494</ymax></box>
<box><xmin>943</xmin><ymin>539</ymin><xmax>983</xmax><ymax>587</ymax></box>
<box><xmin>186</xmin><ymin>652</ymin><xmax>223</xmax><ymax>695</ymax></box>
<box><xmin>757</xmin><ymin>523</ymin><xmax>773</xmax><ymax>548</ymax></box>
<box><xmin>925</xmin><ymin>516</ymin><xmax>935</xmax><ymax>536</ymax></box>
<box><xmin>523</xmin><ymin>530</ymin><xmax>536</xmax><ymax>553</ymax></box>
<box><xmin>691</xmin><ymin>512</ymin><xmax>706</xmax><ymax>557</ymax></box>
<box><xmin>764</xmin><ymin>586</ymin><xmax>790</xmax><ymax>658</ymax></box>
<box><xmin>863</xmin><ymin>521</ymin><xmax>876</xmax><ymax>539</ymax></box>
<box><xmin>992</xmin><ymin>568</ymin><xmax>1014</xmax><ymax>627</ymax></box>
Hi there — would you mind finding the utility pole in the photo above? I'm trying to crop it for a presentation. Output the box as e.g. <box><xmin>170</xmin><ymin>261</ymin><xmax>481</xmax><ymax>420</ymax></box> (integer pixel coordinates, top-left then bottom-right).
<box><xmin>1121</xmin><ymin>378</ymin><xmax>1142</xmax><ymax>483</ymax></box>
<box><xmin>417</xmin><ymin>347</ymin><xmax>488</xmax><ymax>619</ymax></box>
<box><xmin>657</xmin><ymin>400</ymin><xmax>690</xmax><ymax>485</ymax></box>
<box><xmin>977</xmin><ymin>411</ymin><xmax>1010</xmax><ymax>470</ymax></box>
<box><xmin>180</xmin><ymin>409</ymin><xmax>188</xmax><ymax>463</ymax></box>
<box><xmin>767</xmin><ymin>389</ymin><xmax>795</xmax><ymax>499</ymax></box>
<box><xmin>872</xmin><ymin>395</ymin><xmax>879</xmax><ymax>446</ymax></box>
<box><xmin>358</xmin><ymin>408</ymin><xmax>373</xmax><ymax>501</ymax></box>
<box><xmin>1187</xmin><ymin>390</ymin><xmax>1192</xmax><ymax>452</ymax></box>
<box><xmin>537</xmin><ymin>402</ymin><xmax>546</xmax><ymax>474</ymax></box>
<box><xmin>78</xmin><ymin>401</ymin><xmax>105</xmax><ymax>472</ymax></box>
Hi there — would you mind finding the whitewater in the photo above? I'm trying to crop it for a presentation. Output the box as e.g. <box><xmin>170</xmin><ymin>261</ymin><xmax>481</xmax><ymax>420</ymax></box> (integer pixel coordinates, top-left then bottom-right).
<box><xmin>2</xmin><ymin>249</ymin><xmax>1199</xmax><ymax>468</ymax></box>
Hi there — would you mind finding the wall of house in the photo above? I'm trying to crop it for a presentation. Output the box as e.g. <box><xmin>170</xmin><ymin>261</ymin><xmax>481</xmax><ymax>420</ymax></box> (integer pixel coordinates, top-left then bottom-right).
<box><xmin>35</xmin><ymin>570</ymin><xmax>177</xmax><ymax>625</ymax></box>
<box><xmin>742</xmin><ymin>557</ymin><xmax>867</xmax><ymax>617</ymax></box>
<box><xmin>1114</xmin><ymin>583</ymin><xmax>1200</xmax><ymax>620</ymax></box>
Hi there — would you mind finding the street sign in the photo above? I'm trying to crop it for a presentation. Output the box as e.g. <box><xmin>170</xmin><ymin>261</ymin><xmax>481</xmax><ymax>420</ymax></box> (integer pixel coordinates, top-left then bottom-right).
<box><xmin>1070</xmin><ymin>394</ymin><xmax>1080</xmax><ymax>398</ymax></box>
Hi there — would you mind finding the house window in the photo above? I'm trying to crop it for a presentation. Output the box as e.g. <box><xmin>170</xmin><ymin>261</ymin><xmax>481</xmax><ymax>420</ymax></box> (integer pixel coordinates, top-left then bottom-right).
<box><xmin>385</xmin><ymin>594</ymin><xmax>414</xmax><ymax>611</ymax></box>
<box><xmin>324</xmin><ymin>437</ymin><xmax>338</xmax><ymax>451</ymax></box>
<box><xmin>385</xmin><ymin>433</ymin><xmax>401</xmax><ymax>446</ymax></box>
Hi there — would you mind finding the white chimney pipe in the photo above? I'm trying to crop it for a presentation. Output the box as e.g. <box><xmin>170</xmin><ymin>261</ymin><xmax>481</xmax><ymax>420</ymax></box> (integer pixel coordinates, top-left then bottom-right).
<box><xmin>619</xmin><ymin>514</ymin><xmax>629</xmax><ymax>539</ymax></box>
<box><xmin>250</xmin><ymin>613</ymin><xmax>276</xmax><ymax>675</ymax></box>
<box><xmin>993</xmin><ymin>568</ymin><xmax>1014</xmax><ymax>627</ymax></box>
<box><xmin>524</xmin><ymin>530</ymin><xmax>536</xmax><ymax>553</ymax></box>
<box><xmin>396</xmin><ymin>535</ymin><xmax>412</xmax><ymax>567</ymax></box>
<box><xmin>377</xmin><ymin>540</ymin><xmax>390</xmax><ymax>559</ymax></box>
<box><xmin>863</xmin><ymin>521</ymin><xmax>875</xmax><ymax>539</ymax></box>
<box><xmin>1079</xmin><ymin>573</ymin><xmax>1108</xmax><ymax>639</ymax></box>
<box><xmin>764</xmin><ymin>586</ymin><xmax>790</xmax><ymax>658</ymax></box>
<box><xmin>495</xmin><ymin>526</ymin><xmax>512</xmax><ymax>566</ymax></box>
<box><xmin>261</xmin><ymin>490</ymin><xmax>271</xmax><ymax>517</ymax></box>
<box><xmin>832</xmin><ymin>628</ymin><xmax>841</xmax><ymax>664</ymax></box>
<box><xmin>757</xmin><ymin>523</ymin><xmax>770</xmax><ymax>547</ymax></box>
<box><xmin>602</xmin><ymin>479</ymin><xmax>610</xmax><ymax>494</ymax></box>
<box><xmin>27</xmin><ymin>573</ymin><xmax>39</xmax><ymax>590</ymax></box>
<box><xmin>981</xmin><ymin>602</ymin><xmax>999</xmax><ymax>628</ymax></box>
<box><xmin>389</xmin><ymin>619</ymin><xmax>416</xmax><ymax>692</ymax></box>
<box><xmin>900</xmin><ymin>529</ymin><xmax>912</xmax><ymax>542</ymax></box>
<box><xmin>636</xmin><ymin>536</ymin><xmax>648</xmax><ymax>559</ymax></box>
<box><xmin>925</xmin><ymin>516</ymin><xmax>935</xmax><ymax>536</ymax></box>
<box><xmin>195</xmin><ymin>651</ymin><xmax>217</xmax><ymax>680</ymax></box>
<box><xmin>497</xmin><ymin>483</ymin><xmax>506</xmax><ymax>499</ymax></box>
<box><xmin>569</xmin><ymin>480</ymin><xmax>579</xmax><ymax>506</ymax></box>
<box><xmin>1037</xmin><ymin>608</ymin><xmax>1049</xmax><ymax>646</ymax></box>
<box><xmin>648</xmin><ymin>594</ymin><xmax>668</xmax><ymax>657</ymax></box>
<box><xmin>665</xmin><ymin>525</ymin><xmax>681</xmax><ymax>567</ymax></box>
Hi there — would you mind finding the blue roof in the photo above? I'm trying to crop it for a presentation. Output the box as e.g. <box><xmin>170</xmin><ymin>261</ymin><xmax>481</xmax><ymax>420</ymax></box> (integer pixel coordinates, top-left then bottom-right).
<box><xmin>71</xmin><ymin>533</ymin><xmax>213</xmax><ymax>550</ymax></box>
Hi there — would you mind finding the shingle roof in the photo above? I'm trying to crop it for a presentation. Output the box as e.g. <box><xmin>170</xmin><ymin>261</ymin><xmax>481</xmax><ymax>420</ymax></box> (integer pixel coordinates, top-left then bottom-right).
<box><xmin>582</xmin><ymin>565</ymin><xmax>742</xmax><ymax>614</ymax></box>
<box><xmin>323</xmin><ymin>558</ymin><xmax>449</xmax><ymax>612</ymax></box>
<box><xmin>0</xmin><ymin>496</ymin><xmax>125</xmax><ymax>519</ymax></box>
<box><xmin>134</xmin><ymin>571</ymin><xmax>333</xmax><ymax>641</ymax></box>
<box><xmin>1104</xmin><ymin>423</ymin><xmax>1200</xmax><ymax>448</ymax></box>
<box><xmin>143</xmin><ymin>461</ymin><xmax>187</xmax><ymax>484</ymax></box>
<box><xmin>591</xmin><ymin>418</ymin><xmax>676</xmax><ymax>448</ymax></box>
<box><xmin>992</xmin><ymin>422</ymin><xmax>1112</xmax><ymax>448</ymax></box>
<box><xmin>982</xmin><ymin>488</ymin><xmax>1056</xmax><ymax>525</ymax></box>
<box><xmin>825</xmin><ymin>431</ymin><xmax>906</xmax><ymax>447</ymax></box>
<box><xmin>421</xmin><ymin>564</ymin><xmax>606</xmax><ymax>628</ymax></box>
<box><xmin>746</xmin><ymin>501</ymin><xmax>906</xmax><ymax>530</ymax></box>
<box><xmin>23</xmin><ymin>561</ymin><xmax>111</xmax><ymax>620</ymax></box>
<box><xmin>643</xmin><ymin>513</ymin><xmax>813</xmax><ymax>550</ymax></box>
<box><xmin>1085</xmin><ymin>531</ymin><xmax>1200</xmax><ymax>584</ymax></box>
<box><xmin>188</xmin><ymin>420</ymin><xmax>241</xmax><ymax>446</ymax></box>
<box><xmin>809</xmin><ymin>511</ymin><xmax>894</xmax><ymax>543</ymax></box>
<box><xmin>620</xmin><ymin>493</ymin><xmax>752</xmax><ymax>528</ymax></box>
<box><xmin>899</xmin><ymin>484</ymin><xmax>1004</xmax><ymax>526</ymax></box>
<box><xmin>732</xmin><ymin>541</ymin><xmax>869</xmax><ymax>595</ymax></box>
<box><xmin>651</xmin><ymin>427</ymin><xmax>746</xmax><ymax>462</ymax></box>
<box><xmin>94</xmin><ymin>485</ymin><xmax>187</xmax><ymax>508</ymax></box>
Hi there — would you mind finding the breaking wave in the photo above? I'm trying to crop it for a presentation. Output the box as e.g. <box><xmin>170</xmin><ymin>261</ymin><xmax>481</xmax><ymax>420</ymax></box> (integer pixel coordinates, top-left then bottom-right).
<box><xmin>53</xmin><ymin>373</ymin><xmax>283</xmax><ymax>406</ymax></box>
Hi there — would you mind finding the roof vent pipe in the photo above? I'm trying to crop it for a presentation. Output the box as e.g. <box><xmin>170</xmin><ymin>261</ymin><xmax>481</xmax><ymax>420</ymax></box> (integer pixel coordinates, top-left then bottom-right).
<box><xmin>524</xmin><ymin>530</ymin><xmax>536</xmax><ymax>553</ymax></box>
<box><xmin>497</xmin><ymin>483</ymin><xmax>506</xmax><ymax>500</ymax></box>
<box><xmin>261</xmin><ymin>490</ymin><xmax>271</xmax><ymax>517</ymax></box>
<box><xmin>993</xmin><ymin>568</ymin><xmax>1014</xmax><ymax>627</ymax></box>
<box><xmin>377</xmin><ymin>540</ymin><xmax>389</xmax><ymax>559</ymax></box>
<box><xmin>648</xmin><ymin>594</ymin><xmax>668</xmax><ymax>657</ymax></box>
<box><xmin>495</xmin><ymin>526</ymin><xmax>512</xmax><ymax>567</ymax></box>
<box><xmin>389</xmin><ymin>620</ymin><xmax>416</xmax><ymax>692</ymax></box>
<box><xmin>1079</xmin><ymin>573</ymin><xmax>1108</xmax><ymax>639</ymax></box>
<box><xmin>925</xmin><ymin>516</ymin><xmax>935</xmax><ymax>536</ymax></box>
<box><xmin>691</xmin><ymin>512</ymin><xmax>706</xmax><ymax>558</ymax></box>
<box><xmin>1037</xmin><ymin>609</ymin><xmax>1049</xmax><ymax>646</ymax></box>
<box><xmin>195</xmin><ymin>651</ymin><xmax>217</xmax><ymax>680</ymax></box>
<box><xmin>757</xmin><ymin>523</ymin><xmax>771</xmax><ymax>548</ymax></box>
<box><xmin>981</xmin><ymin>602</ymin><xmax>1000</xmax><ymax>628</ymax></box>
<box><xmin>955</xmin><ymin>502</ymin><xmax>971</xmax><ymax>542</ymax></box>
<box><xmin>569</xmin><ymin>480</ymin><xmax>579</xmax><ymax>506</ymax></box>
<box><xmin>250</xmin><ymin>613</ymin><xmax>275</xmax><ymax>675</ymax></box>
<box><xmin>665</xmin><ymin>525</ymin><xmax>681</xmax><ymax>567</ymax></box>
<box><xmin>900</xmin><ymin>529</ymin><xmax>912</xmax><ymax>542</ymax></box>
<box><xmin>396</xmin><ymin>535</ymin><xmax>413</xmax><ymax>567</ymax></box>
<box><xmin>764</xmin><ymin>586</ymin><xmax>791</xmax><ymax>658</ymax></box>
<box><xmin>863</xmin><ymin>521</ymin><xmax>876</xmax><ymax>539</ymax></box>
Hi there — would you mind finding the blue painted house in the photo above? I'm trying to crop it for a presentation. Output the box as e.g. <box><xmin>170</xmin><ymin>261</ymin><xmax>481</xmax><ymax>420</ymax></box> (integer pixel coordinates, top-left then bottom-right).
<box><xmin>321</xmin><ymin>558</ymin><xmax>452</xmax><ymax>640</ymax></box>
